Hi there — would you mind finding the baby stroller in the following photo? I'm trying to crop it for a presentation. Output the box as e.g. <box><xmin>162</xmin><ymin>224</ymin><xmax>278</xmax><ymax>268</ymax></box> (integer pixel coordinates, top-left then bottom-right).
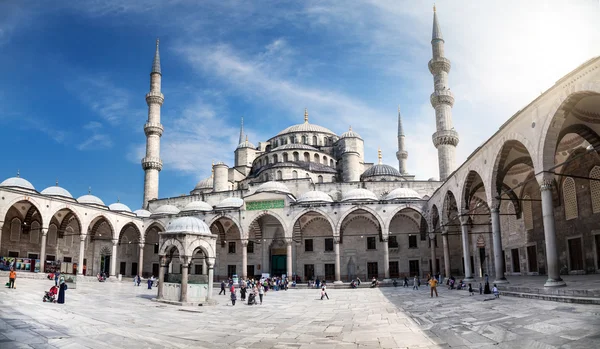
<box><xmin>247</xmin><ymin>293</ymin><xmax>257</xmax><ymax>305</ymax></box>
<box><xmin>43</xmin><ymin>286</ymin><xmax>58</xmax><ymax>303</ymax></box>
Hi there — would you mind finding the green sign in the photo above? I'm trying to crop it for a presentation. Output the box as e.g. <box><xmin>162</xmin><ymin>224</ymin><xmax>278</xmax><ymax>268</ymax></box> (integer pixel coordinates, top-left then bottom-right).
<box><xmin>246</xmin><ymin>200</ymin><xmax>285</xmax><ymax>211</ymax></box>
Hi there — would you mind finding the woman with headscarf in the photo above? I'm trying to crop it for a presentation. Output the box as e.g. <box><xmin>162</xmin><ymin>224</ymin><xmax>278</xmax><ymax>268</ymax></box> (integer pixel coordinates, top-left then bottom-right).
<box><xmin>57</xmin><ymin>276</ymin><xmax>67</xmax><ymax>304</ymax></box>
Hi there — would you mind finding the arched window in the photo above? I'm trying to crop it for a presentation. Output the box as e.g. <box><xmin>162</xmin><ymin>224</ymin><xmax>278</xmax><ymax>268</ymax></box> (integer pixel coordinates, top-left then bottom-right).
<box><xmin>293</xmin><ymin>152</ymin><xmax>299</xmax><ymax>161</ymax></box>
<box><xmin>314</xmin><ymin>154</ymin><xmax>320</xmax><ymax>163</ymax></box>
<box><xmin>283</xmin><ymin>153</ymin><xmax>288</xmax><ymax>162</ymax></box>
<box><xmin>590</xmin><ymin>166</ymin><xmax>600</xmax><ymax>214</ymax></box>
<box><xmin>282</xmin><ymin>138</ymin><xmax>287</xmax><ymax>145</ymax></box>
<box><xmin>277</xmin><ymin>171</ymin><xmax>282</xmax><ymax>180</ymax></box>
<box><xmin>301</xmin><ymin>135</ymin><xmax>307</xmax><ymax>144</ymax></box>
<box><xmin>290</xmin><ymin>136</ymin><xmax>295</xmax><ymax>144</ymax></box>
<box><xmin>273</xmin><ymin>154</ymin><xmax>278</xmax><ymax>163</ymax></box>
<box><xmin>501</xmin><ymin>201</ymin><xmax>516</xmax><ymax>234</ymax></box>
<box><xmin>323</xmin><ymin>156</ymin><xmax>327</xmax><ymax>165</ymax></box>
<box><xmin>318</xmin><ymin>175</ymin><xmax>323</xmax><ymax>183</ymax></box>
<box><xmin>273</xmin><ymin>140</ymin><xmax>278</xmax><ymax>148</ymax></box>
<box><xmin>522</xmin><ymin>195</ymin><xmax>533</xmax><ymax>230</ymax></box>
<box><xmin>304</xmin><ymin>152</ymin><xmax>310</xmax><ymax>162</ymax></box>
<box><xmin>48</xmin><ymin>224</ymin><xmax>58</xmax><ymax>246</ymax></box>
<box><xmin>313</xmin><ymin>136</ymin><xmax>318</xmax><ymax>145</ymax></box>
<box><xmin>30</xmin><ymin>221</ymin><xmax>40</xmax><ymax>244</ymax></box>
<box><xmin>563</xmin><ymin>177</ymin><xmax>578</xmax><ymax>220</ymax></box>
<box><xmin>65</xmin><ymin>226</ymin><xmax>74</xmax><ymax>248</ymax></box>
<box><xmin>266</xmin><ymin>157</ymin><xmax>270</xmax><ymax>165</ymax></box>
<box><xmin>292</xmin><ymin>170</ymin><xmax>298</xmax><ymax>179</ymax></box>
<box><xmin>10</xmin><ymin>217</ymin><xmax>21</xmax><ymax>242</ymax></box>
<box><xmin>330</xmin><ymin>159</ymin><xmax>334</xmax><ymax>167</ymax></box>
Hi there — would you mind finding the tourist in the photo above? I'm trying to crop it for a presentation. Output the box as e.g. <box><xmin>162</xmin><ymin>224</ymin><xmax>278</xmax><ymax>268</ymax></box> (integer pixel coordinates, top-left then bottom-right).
<box><xmin>492</xmin><ymin>284</ymin><xmax>500</xmax><ymax>298</ymax></box>
<box><xmin>230</xmin><ymin>289</ymin><xmax>237</xmax><ymax>306</ymax></box>
<box><xmin>428</xmin><ymin>276</ymin><xmax>438</xmax><ymax>297</ymax></box>
<box><xmin>403</xmin><ymin>276</ymin><xmax>409</xmax><ymax>287</ymax></box>
<box><xmin>320</xmin><ymin>285</ymin><xmax>329</xmax><ymax>300</ymax></box>
<box><xmin>370</xmin><ymin>277</ymin><xmax>378</xmax><ymax>288</ymax></box>
<box><xmin>219</xmin><ymin>280</ymin><xmax>226</xmax><ymax>295</ymax></box>
<box><xmin>137</xmin><ymin>275</ymin><xmax>141</xmax><ymax>286</ymax></box>
<box><xmin>258</xmin><ymin>284</ymin><xmax>264</xmax><ymax>305</ymax></box>
<box><xmin>148</xmin><ymin>275</ymin><xmax>154</xmax><ymax>290</ymax></box>
<box><xmin>240</xmin><ymin>284</ymin><xmax>247</xmax><ymax>301</ymax></box>
<box><xmin>57</xmin><ymin>276</ymin><xmax>67</xmax><ymax>304</ymax></box>
<box><xmin>413</xmin><ymin>275</ymin><xmax>419</xmax><ymax>290</ymax></box>
<box><xmin>8</xmin><ymin>267</ymin><xmax>16</xmax><ymax>289</ymax></box>
<box><xmin>54</xmin><ymin>272</ymin><xmax>60</xmax><ymax>287</ymax></box>
<box><xmin>468</xmin><ymin>283</ymin><xmax>474</xmax><ymax>296</ymax></box>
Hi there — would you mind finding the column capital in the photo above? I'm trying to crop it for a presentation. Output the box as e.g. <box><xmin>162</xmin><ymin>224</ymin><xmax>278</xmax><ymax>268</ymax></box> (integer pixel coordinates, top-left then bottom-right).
<box><xmin>333</xmin><ymin>236</ymin><xmax>341</xmax><ymax>244</ymax></box>
<box><xmin>285</xmin><ymin>238</ymin><xmax>294</xmax><ymax>246</ymax></box>
<box><xmin>138</xmin><ymin>242</ymin><xmax>145</xmax><ymax>248</ymax></box>
<box><xmin>206</xmin><ymin>257</ymin><xmax>215</xmax><ymax>268</ymax></box>
<box><xmin>428</xmin><ymin>233</ymin><xmax>436</xmax><ymax>240</ymax></box>
<box><xmin>241</xmin><ymin>239</ymin><xmax>249</xmax><ymax>247</ymax></box>
<box><xmin>112</xmin><ymin>239</ymin><xmax>119</xmax><ymax>246</ymax></box>
<box><xmin>79</xmin><ymin>234</ymin><xmax>87</xmax><ymax>242</ymax></box>
<box><xmin>380</xmin><ymin>235</ymin><xmax>389</xmax><ymax>243</ymax></box>
<box><xmin>540</xmin><ymin>179</ymin><xmax>554</xmax><ymax>192</ymax></box>
<box><xmin>41</xmin><ymin>227</ymin><xmax>48</xmax><ymax>236</ymax></box>
<box><xmin>459</xmin><ymin>214</ymin><xmax>469</xmax><ymax>225</ymax></box>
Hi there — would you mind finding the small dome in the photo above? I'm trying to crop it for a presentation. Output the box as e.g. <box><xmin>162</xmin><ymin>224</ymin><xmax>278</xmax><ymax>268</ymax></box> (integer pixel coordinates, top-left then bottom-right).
<box><xmin>361</xmin><ymin>164</ymin><xmax>402</xmax><ymax>179</ymax></box>
<box><xmin>256</xmin><ymin>181</ymin><xmax>291</xmax><ymax>195</ymax></box>
<box><xmin>182</xmin><ymin>201</ymin><xmax>213</xmax><ymax>212</ymax></box>
<box><xmin>133</xmin><ymin>209</ymin><xmax>152</xmax><ymax>218</ymax></box>
<box><xmin>77</xmin><ymin>194</ymin><xmax>105</xmax><ymax>206</ymax></box>
<box><xmin>41</xmin><ymin>186</ymin><xmax>73</xmax><ymax>198</ymax></box>
<box><xmin>215</xmin><ymin>197</ymin><xmax>244</xmax><ymax>209</ymax></box>
<box><xmin>152</xmin><ymin>204</ymin><xmax>181</xmax><ymax>215</ymax></box>
<box><xmin>237</xmin><ymin>139</ymin><xmax>256</xmax><ymax>149</ymax></box>
<box><xmin>342</xmin><ymin>188</ymin><xmax>378</xmax><ymax>202</ymax></box>
<box><xmin>194</xmin><ymin>176</ymin><xmax>213</xmax><ymax>190</ymax></box>
<box><xmin>214</xmin><ymin>161</ymin><xmax>228</xmax><ymax>166</ymax></box>
<box><xmin>109</xmin><ymin>202</ymin><xmax>132</xmax><ymax>213</ymax></box>
<box><xmin>297</xmin><ymin>190</ymin><xmax>333</xmax><ymax>203</ymax></box>
<box><xmin>0</xmin><ymin>177</ymin><xmax>36</xmax><ymax>191</ymax></box>
<box><xmin>166</xmin><ymin>216</ymin><xmax>212</xmax><ymax>235</ymax></box>
<box><xmin>340</xmin><ymin>127</ymin><xmax>362</xmax><ymax>139</ymax></box>
<box><xmin>385</xmin><ymin>188</ymin><xmax>421</xmax><ymax>200</ymax></box>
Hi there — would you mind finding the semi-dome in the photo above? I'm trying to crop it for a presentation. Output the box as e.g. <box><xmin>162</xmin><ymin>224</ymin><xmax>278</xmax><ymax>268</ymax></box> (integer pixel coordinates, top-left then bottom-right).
<box><xmin>255</xmin><ymin>181</ymin><xmax>291</xmax><ymax>195</ymax></box>
<box><xmin>340</xmin><ymin>126</ymin><xmax>362</xmax><ymax>139</ymax></box>
<box><xmin>194</xmin><ymin>176</ymin><xmax>213</xmax><ymax>190</ymax></box>
<box><xmin>0</xmin><ymin>176</ymin><xmax>36</xmax><ymax>191</ymax></box>
<box><xmin>385</xmin><ymin>188</ymin><xmax>421</xmax><ymax>200</ymax></box>
<box><xmin>166</xmin><ymin>216</ymin><xmax>212</xmax><ymax>235</ymax></box>
<box><xmin>152</xmin><ymin>204</ymin><xmax>181</xmax><ymax>215</ymax></box>
<box><xmin>182</xmin><ymin>200</ymin><xmax>213</xmax><ymax>212</ymax></box>
<box><xmin>273</xmin><ymin>143</ymin><xmax>317</xmax><ymax>151</ymax></box>
<box><xmin>77</xmin><ymin>194</ymin><xmax>105</xmax><ymax>206</ymax></box>
<box><xmin>109</xmin><ymin>202</ymin><xmax>132</xmax><ymax>213</ymax></box>
<box><xmin>41</xmin><ymin>186</ymin><xmax>73</xmax><ymax>198</ymax></box>
<box><xmin>215</xmin><ymin>197</ymin><xmax>244</xmax><ymax>209</ymax></box>
<box><xmin>296</xmin><ymin>190</ymin><xmax>333</xmax><ymax>203</ymax></box>
<box><xmin>342</xmin><ymin>188</ymin><xmax>378</xmax><ymax>202</ymax></box>
<box><xmin>133</xmin><ymin>209</ymin><xmax>152</xmax><ymax>218</ymax></box>
<box><xmin>361</xmin><ymin>164</ymin><xmax>402</xmax><ymax>179</ymax></box>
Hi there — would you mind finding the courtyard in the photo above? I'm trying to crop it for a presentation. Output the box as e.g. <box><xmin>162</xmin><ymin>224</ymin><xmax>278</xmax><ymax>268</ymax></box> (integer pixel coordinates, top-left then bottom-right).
<box><xmin>0</xmin><ymin>279</ymin><xmax>599</xmax><ymax>349</ymax></box>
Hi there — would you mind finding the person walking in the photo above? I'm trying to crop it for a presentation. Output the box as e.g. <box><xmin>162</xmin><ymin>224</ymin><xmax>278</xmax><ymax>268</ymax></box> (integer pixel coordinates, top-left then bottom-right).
<box><xmin>468</xmin><ymin>283</ymin><xmax>474</xmax><ymax>296</ymax></box>
<box><xmin>413</xmin><ymin>275</ymin><xmax>419</xmax><ymax>290</ymax></box>
<box><xmin>57</xmin><ymin>276</ymin><xmax>67</xmax><ymax>304</ymax></box>
<box><xmin>148</xmin><ymin>275</ymin><xmax>154</xmax><ymax>290</ymax></box>
<box><xmin>8</xmin><ymin>267</ymin><xmax>16</xmax><ymax>289</ymax></box>
<box><xmin>230</xmin><ymin>289</ymin><xmax>237</xmax><ymax>306</ymax></box>
<box><xmin>240</xmin><ymin>284</ymin><xmax>247</xmax><ymax>301</ymax></box>
<box><xmin>428</xmin><ymin>276</ymin><xmax>438</xmax><ymax>297</ymax></box>
<box><xmin>219</xmin><ymin>280</ymin><xmax>226</xmax><ymax>295</ymax></box>
<box><xmin>320</xmin><ymin>285</ymin><xmax>329</xmax><ymax>300</ymax></box>
<box><xmin>258</xmin><ymin>284</ymin><xmax>264</xmax><ymax>305</ymax></box>
<box><xmin>403</xmin><ymin>276</ymin><xmax>409</xmax><ymax>287</ymax></box>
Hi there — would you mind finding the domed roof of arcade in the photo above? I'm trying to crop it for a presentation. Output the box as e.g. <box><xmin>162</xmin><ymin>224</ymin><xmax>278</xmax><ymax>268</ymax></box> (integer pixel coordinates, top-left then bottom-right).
<box><xmin>385</xmin><ymin>187</ymin><xmax>421</xmax><ymax>200</ymax></box>
<box><xmin>255</xmin><ymin>181</ymin><xmax>291</xmax><ymax>195</ymax></box>
<box><xmin>0</xmin><ymin>174</ymin><xmax>36</xmax><ymax>192</ymax></box>
<box><xmin>133</xmin><ymin>209</ymin><xmax>152</xmax><ymax>218</ymax></box>
<box><xmin>182</xmin><ymin>200</ymin><xmax>213</xmax><ymax>212</ymax></box>
<box><xmin>108</xmin><ymin>202</ymin><xmax>132</xmax><ymax>213</ymax></box>
<box><xmin>342</xmin><ymin>188</ymin><xmax>378</xmax><ymax>202</ymax></box>
<box><xmin>41</xmin><ymin>184</ymin><xmax>73</xmax><ymax>199</ymax></box>
<box><xmin>166</xmin><ymin>216</ymin><xmax>212</xmax><ymax>235</ymax></box>
<box><xmin>296</xmin><ymin>190</ymin><xmax>333</xmax><ymax>204</ymax></box>
<box><xmin>152</xmin><ymin>204</ymin><xmax>181</xmax><ymax>216</ymax></box>
<box><xmin>77</xmin><ymin>194</ymin><xmax>106</xmax><ymax>207</ymax></box>
<box><xmin>215</xmin><ymin>197</ymin><xmax>244</xmax><ymax>209</ymax></box>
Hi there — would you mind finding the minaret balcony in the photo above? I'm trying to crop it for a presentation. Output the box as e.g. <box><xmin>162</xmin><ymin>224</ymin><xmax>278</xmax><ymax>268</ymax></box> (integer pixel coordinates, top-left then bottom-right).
<box><xmin>428</xmin><ymin>57</ymin><xmax>451</xmax><ymax>74</ymax></box>
<box><xmin>142</xmin><ymin>157</ymin><xmax>163</xmax><ymax>171</ymax></box>
<box><xmin>145</xmin><ymin>91</ymin><xmax>164</xmax><ymax>106</ymax></box>
<box><xmin>432</xmin><ymin>130</ymin><xmax>459</xmax><ymax>147</ymax></box>
<box><xmin>430</xmin><ymin>90</ymin><xmax>454</xmax><ymax>107</ymax></box>
<box><xmin>396</xmin><ymin>150</ymin><xmax>408</xmax><ymax>160</ymax></box>
<box><xmin>144</xmin><ymin>122</ymin><xmax>164</xmax><ymax>136</ymax></box>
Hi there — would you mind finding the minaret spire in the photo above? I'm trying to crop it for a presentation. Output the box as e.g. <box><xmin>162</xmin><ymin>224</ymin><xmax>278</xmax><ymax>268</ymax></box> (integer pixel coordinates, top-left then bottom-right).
<box><xmin>396</xmin><ymin>105</ymin><xmax>408</xmax><ymax>174</ymax></box>
<box><xmin>238</xmin><ymin>116</ymin><xmax>245</xmax><ymax>145</ymax></box>
<box><xmin>429</xmin><ymin>6</ymin><xmax>458</xmax><ymax>181</ymax></box>
<box><xmin>142</xmin><ymin>39</ymin><xmax>165</xmax><ymax>208</ymax></box>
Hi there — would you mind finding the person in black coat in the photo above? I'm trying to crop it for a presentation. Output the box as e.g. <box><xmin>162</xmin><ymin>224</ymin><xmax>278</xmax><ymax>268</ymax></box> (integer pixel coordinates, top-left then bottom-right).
<box><xmin>57</xmin><ymin>277</ymin><xmax>67</xmax><ymax>304</ymax></box>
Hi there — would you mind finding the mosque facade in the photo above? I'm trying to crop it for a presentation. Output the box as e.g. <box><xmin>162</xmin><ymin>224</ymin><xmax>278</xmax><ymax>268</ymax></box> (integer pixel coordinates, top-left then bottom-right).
<box><xmin>1</xmin><ymin>8</ymin><xmax>599</xmax><ymax>291</ymax></box>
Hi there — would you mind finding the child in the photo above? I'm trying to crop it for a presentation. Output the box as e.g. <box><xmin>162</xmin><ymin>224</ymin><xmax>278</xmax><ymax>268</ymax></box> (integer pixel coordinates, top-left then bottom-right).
<box><xmin>321</xmin><ymin>286</ymin><xmax>329</xmax><ymax>300</ymax></box>
<box><xmin>231</xmin><ymin>290</ymin><xmax>237</xmax><ymax>306</ymax></box>
<box><xmin>492</xmin><ymin>284</ymin><xmax>499</xmax><ymax>298</ymax></box>
<box><xmin>468</xmin><ymin>283</ymin><xmax>474</xmax><ymax>296</ymax></box>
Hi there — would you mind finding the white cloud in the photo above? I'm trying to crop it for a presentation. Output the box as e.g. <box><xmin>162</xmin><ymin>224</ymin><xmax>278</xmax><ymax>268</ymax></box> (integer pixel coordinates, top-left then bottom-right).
<box><xmin>78</xmin><ymin>121</ymin><xmax>112</xmax><ymax>150</ymax></box>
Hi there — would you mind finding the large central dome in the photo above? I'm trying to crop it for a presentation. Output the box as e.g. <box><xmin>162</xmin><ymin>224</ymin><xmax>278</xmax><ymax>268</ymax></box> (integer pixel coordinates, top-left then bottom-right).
<box><xmin>276</xmin><ymin>109</ymin><xmax>336</xmax><ymax>136</ymax></box>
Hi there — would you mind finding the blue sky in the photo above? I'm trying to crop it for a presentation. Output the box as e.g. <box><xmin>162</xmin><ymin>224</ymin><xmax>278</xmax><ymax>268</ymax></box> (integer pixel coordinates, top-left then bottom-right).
<box><xmin>1</xmin><ymin>0</ymin><xmax>599</xmax><ymax>210</ymax></box>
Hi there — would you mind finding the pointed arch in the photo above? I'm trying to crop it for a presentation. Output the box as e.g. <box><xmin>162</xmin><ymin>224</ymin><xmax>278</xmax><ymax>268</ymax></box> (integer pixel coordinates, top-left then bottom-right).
<box><xmin>562</xmin><ymin>177</ymin><xmax>578</xmax><ymax>220</ymax></box>
<box><xmin>1</xmin><ymin>197</ymin><xmax>44</xmax><ymax>229</ymax></box>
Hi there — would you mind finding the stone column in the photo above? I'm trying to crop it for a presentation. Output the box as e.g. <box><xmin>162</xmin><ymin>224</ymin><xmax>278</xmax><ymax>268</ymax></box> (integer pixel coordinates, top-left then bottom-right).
<box><xmin>261</xmin><ymin>239</ymin><xmax>269</xmax><ymax>275</ymax></box>
<box><xmin>138</xmin><ymin>243</ymin><xmax>145</xmax><ymax>277</ymax></box>
<box><xmin>110</xmin><ymin>239</ymin><xmax>118</xmax><ymax>277</ymax></box>
<box><xmin>286</xmin><ymin>239</ymin><xmax>293</xmax><ymax>279</ymax></box>
<box><xmin>460</xmin><ymin>213</ymin><xmax>474</xmax><ymax>282</ymax></box>
<box><xmin>206</xmin><ymin>258</ymin><xmax>215</xmax><ymax>301</ymax></box>
<box><xmin>334</xmin><ymin>237</ymin><xmax>342</xmax><ymax>284</ymax></box>
<box><xmin>180</xmin><ymin>258</ymin><xmax>189</xmax><ymax>303</ymax></box>
<box><xmin>490</xmin><ymin>205</ymin><xmax>508</xmax><ymax>284</ymax></box>
<box><xmin>202</xmin><ymin>257</ymin><xmax>207</xmax><ymax>275</ymax></box>
<box><xmin>382</xmin><ymin>237</ymin><xmax>390</xmax><ymax>280</ymax></box>
<box><xmin>442</xmin><ymin>229</ymin><xmax>451</xmax><ymax>280</ymax></box>
<box><xmin>429</xmin><ymin>233</ymin><xmax>437</xmax><ymax>275</ymax></box>
<box><xmin>241</xmin><ymin>239</ymin><xmax>248</xmax><ymax>280</ymax></box>
<box><xmin>157</xmin><ymin>255</ymin><xmax>167</xmax><ymax>299</ymax></box>
<box><xmin>78</xmin><ymin>235</ymin><xmax>86</xmax><ymax>275</ymax></box>
<box><xmin>40</xmin><ymin>228</ymin><xmax>48</xmax><ymax>273</ymax></box>
<box><xmin>540</xmin><ymin>179</ymin><xmax>567</xmax><ymax>287</ymax></box>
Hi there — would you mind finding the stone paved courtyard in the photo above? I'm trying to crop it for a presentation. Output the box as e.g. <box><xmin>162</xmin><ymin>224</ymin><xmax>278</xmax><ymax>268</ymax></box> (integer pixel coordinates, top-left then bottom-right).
<box><xmin>0</xmin><ymin>279</ymin><xmax>599</xmax><ymax>349</ymax></box>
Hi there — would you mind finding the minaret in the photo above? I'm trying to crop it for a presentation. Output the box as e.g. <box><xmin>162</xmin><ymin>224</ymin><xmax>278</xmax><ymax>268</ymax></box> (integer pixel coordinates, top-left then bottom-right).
<box><xmin>396</xmin><ymin>106</ymin><xmax>408</xmax><ymax>174</ymax></box>
<box><xmin>142</xmin><ymin>39</ymin><xmax>165</xmax><ymax>208</ymax></box>
<box><xmin>238</xmin><ymin>116</ymin><xmax>244</xmax><ymax>145</ymax></box>
<box><xmin>429</xmin><ymin>5</ymin><xmax>459</xmax><ymax>181</ymax></box>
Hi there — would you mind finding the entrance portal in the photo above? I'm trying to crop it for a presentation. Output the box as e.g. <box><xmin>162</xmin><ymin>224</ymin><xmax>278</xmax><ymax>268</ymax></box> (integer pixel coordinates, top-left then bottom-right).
<box><xmin>271</xmin><ymin>255</ymin><xmax>286</xmax><ymax>276</ymax></box>
<box><xmin>100</xmin><ymin>255</ymin><xmax>111</xmax><ymax>274</ymax></box>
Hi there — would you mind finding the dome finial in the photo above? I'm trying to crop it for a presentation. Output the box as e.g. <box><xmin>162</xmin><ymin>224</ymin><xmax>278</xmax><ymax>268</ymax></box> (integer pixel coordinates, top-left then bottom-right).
<box><xmin>433</xmin><ymin>3</ymin><xmax>436</xmax><ymax>12</ymax></box>
<box><xmin>378</xmin><ymin>147</ymin><xmax>382</xmax><ymax>165</ymax></box>
<box><xmin>117</xmin><ymin>196</ymin><xmax>120</xmax><ymax>203</ymax></box>
<box><xmin>304</xmin><ymin>108</ymin><xmax>308</xmax><ymax>123</ymax></box>
<box><xmin>88</xmin><ymin>186</ymin><xmax>91</xmax><ymax>194</ymax></box>
<box><xmin>349</xmin><ymin>125</ymin><xmax>352</xmax><ymax>131</ymax></box>
<box><xmin>56</xmin><ymin>179</ymin><xmax>59</xmax><ymax>186</ymax></box>
<box><xmin>211</xmin><ymin>160</ymin><xmax>215</xmax><ymax>175</ymax></box>
<box><xmin>246</xmin><ymin>135</ymin><xmax>248</xmax><ymax>142</ymax></box>
<box><xmin>16</xmin><ymin>169</ymin><xmax>20</xmax><ymax>178</ymax></box>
